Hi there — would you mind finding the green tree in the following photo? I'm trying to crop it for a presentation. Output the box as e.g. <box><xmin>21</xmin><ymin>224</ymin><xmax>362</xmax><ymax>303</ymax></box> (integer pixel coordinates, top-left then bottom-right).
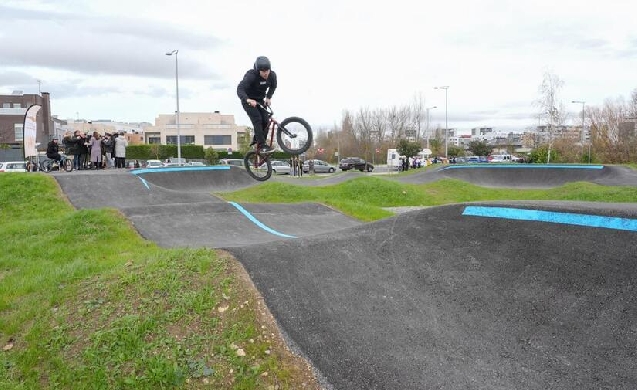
<box><xmin>529</xmin><ymin>145</ymin><xmax>558</xmax><ymax>163</ymax></box>
<box><xmin>239</xmin><ymin>127</ymin><xmax>253</xmax><ymax>155</ymax></box>
<box><xmin>204</xmin><ymin>147</ymin><xmax>219</xmax><ymax>165</ymax></box>
<box><xmin>468</xmin><ymin>140</ymin><xmax>491</xmax><ymax>156</ymax></box>
<box><xmin>396</xmin><ymin>139</ymin><xmax>421</xmax><ymax>158</ymax></box>
<box><xmin>149</xmin><ymin>144</ymin><xmax>161</xmax><ymax>159</ymax></box>
<box><xmin>447</xmin><ymin>145</ymin><xmax>464</xmax><ymax>157</ymax></box>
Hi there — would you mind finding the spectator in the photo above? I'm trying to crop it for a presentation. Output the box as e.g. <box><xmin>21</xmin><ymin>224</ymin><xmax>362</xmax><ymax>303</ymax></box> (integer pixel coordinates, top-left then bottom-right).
<box><xmin>89</xmin><ymin>132</ymin><xmax>103</xmax><ymax>170</ymax></box>
<box><xmin>80</xmin><ymin>132</ymin><xmax>90</xmax><ymax>169</ymax></box>
<box><xmin>102</xmin><ymin>133</ymin><xmax>115</xmax><ymax>168</ymax></box>
<box><xmin>114</xmin><ymin>133</ymin><xmax>129</xmax><ymax>168</ymax></box>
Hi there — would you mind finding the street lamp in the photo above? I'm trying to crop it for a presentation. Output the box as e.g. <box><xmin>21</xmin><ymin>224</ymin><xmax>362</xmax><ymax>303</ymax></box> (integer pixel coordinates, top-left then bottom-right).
<box><xmin>425</xmin><ymin>106</ymin><xmax>437</xmax><ymax>149</ymax></box>
<box><xmin>434</xmin><ymin>86</ymin><xmax>449</xmax><ymax>158</ymax></box>
<box><xmin>572</xmin><ymin>100</ymin><xmax>589</xmax><ymax>163</ymax></box>
<box><xmin>166</xmin><ymin>49</ymin><xmax>182</xmax><ymax>165</ymax></box>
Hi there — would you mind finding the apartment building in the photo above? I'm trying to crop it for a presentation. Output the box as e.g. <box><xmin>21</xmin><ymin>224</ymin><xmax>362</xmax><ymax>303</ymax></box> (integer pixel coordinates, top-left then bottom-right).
<box><xmin>143</xmin><ymin>111</ymin><xmax>247</xmax><ymax>151</ymax></box>
<box><xmin>0</xmin><ymin>91</ymin><xmax>53</xmax><ymax>147</ymax></box>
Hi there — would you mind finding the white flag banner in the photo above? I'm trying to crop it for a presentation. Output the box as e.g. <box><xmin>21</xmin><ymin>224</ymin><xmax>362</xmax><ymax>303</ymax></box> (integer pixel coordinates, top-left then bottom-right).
<box><xmin>23</xmin><ymin>104</ymin><xmax>41</xmax><ymax>158</ymax></box>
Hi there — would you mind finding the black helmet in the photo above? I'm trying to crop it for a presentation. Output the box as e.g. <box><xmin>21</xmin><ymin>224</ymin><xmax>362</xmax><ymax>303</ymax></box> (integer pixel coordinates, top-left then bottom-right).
<box><xmin>254</xmin><ymin>56</ymin><xmax>271</xmax><ymax>71</ymax></box>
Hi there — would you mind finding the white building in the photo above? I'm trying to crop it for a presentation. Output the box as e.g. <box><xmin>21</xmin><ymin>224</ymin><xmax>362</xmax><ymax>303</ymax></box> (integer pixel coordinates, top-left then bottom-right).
<box><xmin>143</xmin><ymin>111</ymin><xmax>247</xmax><ymax>151</ymax></box>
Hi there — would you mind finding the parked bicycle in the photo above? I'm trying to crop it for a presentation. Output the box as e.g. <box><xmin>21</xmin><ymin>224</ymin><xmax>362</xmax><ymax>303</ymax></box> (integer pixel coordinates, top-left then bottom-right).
<box><xmin>25</xmin><ymin>155</ymin><xmax>41</xmax><ymax>172</ymax></box>
<box><xmin>243</xmin><ymin>104</ymin><xmax>313</xmax><ymax>181</ymax></box>
<box><xmin>40</xmin><ymin>154</ymin><xmax>73</xmax><ymax>173</ymax></box>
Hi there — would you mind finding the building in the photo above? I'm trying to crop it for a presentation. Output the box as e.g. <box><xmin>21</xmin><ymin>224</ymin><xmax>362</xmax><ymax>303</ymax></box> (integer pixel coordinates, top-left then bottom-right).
<box><xmin>143</xmin><ymin>111</ymin><xmax>247</xmax><ymax>151</ymax></box>
<box><xmin>471</xmin><ymin>127</ymin><xmax>494</xmax><ymax>136</ymax></box>
<box><xmin>0</xmin><ymin>91</ymin><xmax>53</xmax><ymax>149</ymax></box>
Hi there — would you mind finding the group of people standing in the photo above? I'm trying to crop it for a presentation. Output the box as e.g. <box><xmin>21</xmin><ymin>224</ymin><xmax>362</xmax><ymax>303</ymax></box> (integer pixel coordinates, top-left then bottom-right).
<box><xmin>62</xmin><ymin>131</ymin><xmax>129</xmax><ymax>170</ymax></box>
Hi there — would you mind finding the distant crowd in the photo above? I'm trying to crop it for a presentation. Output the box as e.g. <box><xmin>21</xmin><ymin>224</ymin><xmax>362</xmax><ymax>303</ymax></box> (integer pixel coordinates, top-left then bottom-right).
<box><xmin>48</xmin><ymin>131</ymin><xmax>129</xmax><ymax>170</ymax></box>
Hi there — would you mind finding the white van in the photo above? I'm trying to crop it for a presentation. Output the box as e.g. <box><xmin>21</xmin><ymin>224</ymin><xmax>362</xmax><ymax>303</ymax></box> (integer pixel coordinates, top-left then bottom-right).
<box><xmin>489</xmin><ymin>154</ymin><xmax>512</xmax><ymax>163</ymax></box>
<box><xmin>386</xmin><ymin>149</ymin><xmax>403</xmax><ymax>169</ymax></box>
<box><xmin>387</xmin><ymin>148</ymin><xmax>431</xmax><ymax>169</ymax></box>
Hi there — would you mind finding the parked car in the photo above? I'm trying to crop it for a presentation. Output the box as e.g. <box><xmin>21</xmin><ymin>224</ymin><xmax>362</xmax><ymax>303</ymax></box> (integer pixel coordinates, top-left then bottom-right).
<box><xmin>339</xmin><ymin>157</ymin><xmax>374</xmax><ymax>172</ymax></box>
<box><xmin>167</xmin><ymin>157</ymin><xmax>188</xmax><ymax>165</ymax></box>
<box><xmin>219</xmin><ymin>159</ymin><xmax>245</xmax><ymax>167</ymax></box>
<box><xmin>145</xmin><ymin>159</ymin><xmax>163</xmax><ymax>168</ymax></box>
<box><xmin>303</xmin><ymin>159</ymin><xmax>336</xmax><ymax>173</ymax></box>
<box><xmin>187</xmin><ymin>161</ymin><xmax>206</xmax><ymax>166</ymax></box>
<box><xmin>271</xmin><ymin>160</ymin><xmax>292</xmax><ymax>175</ymax></box>
<box><xmin>0</xmin><ymin>161</ymin><xmax>27</xmax><ymax>172</ymax></box>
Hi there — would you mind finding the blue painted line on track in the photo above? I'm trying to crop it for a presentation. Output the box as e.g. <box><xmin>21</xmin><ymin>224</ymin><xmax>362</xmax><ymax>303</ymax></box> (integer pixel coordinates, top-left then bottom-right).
<box><xmin>229</xmin><ymin>202</ymin><xmax>297</xmax><ymax>238</ymax></box>
<box><xmin>135</xmin><ymin>176</ymin><xmax>150</xmax><ymax>189</ymax></box>
<box><xmin>443</xmin><ymin>164</ymin><xmax>604</xmax><ymax>170</ymax></box>
<box><xmin>463</xmin><ymin>206</ymin><xmax>637</xmax><ymax>232</ymax></box>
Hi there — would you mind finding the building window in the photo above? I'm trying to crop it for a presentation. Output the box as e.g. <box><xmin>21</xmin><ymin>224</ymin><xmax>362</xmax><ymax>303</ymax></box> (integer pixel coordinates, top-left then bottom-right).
<box><xmin>14</xmin><ymin>124</ymin><xmax>23</xmax><ymax>141</ymax></box>
<box><xmin>148</xmin><ymin>136</ymin><xmax>161</xmax><ymax>144</ymax></box>
<box><xmin>13</xmin><ymin>103</ymin><xmax>22</xmax><ymax>108</ymax></box>
<box><xmin>204</xmin><ymin>135</ymin><xmax>232</xmax><ymax>145</ymax></box>
<box><xmin>166</xmin><ymin>135</ymin><xmax>195</xmax><ymax>145</ymax></box>
<box><xmin>2</xmin><ymin>103</ymin><xmax>11</xmax><ymax>108</ymax></box>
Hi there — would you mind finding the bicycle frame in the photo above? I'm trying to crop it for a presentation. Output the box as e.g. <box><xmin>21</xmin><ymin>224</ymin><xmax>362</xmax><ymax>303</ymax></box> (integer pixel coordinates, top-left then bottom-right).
<box><xmin>258</xmin><ymin>104</ymin><xmax>297</xmax><ymax>150</ymax></box>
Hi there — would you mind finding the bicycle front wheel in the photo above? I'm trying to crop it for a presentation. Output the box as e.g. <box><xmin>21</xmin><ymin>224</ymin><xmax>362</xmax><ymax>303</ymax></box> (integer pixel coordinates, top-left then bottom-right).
<box><xmin>277</xmin><ymin>117</ymin><xmax>313</xmax><ymax>155</ymax></box>
<box><xmin>244</xmin><ymin>151</ymin><xmax>272</xmax><ymax>181</ymax></box>
<box><xmin>40</xmin><ymin>159</ymin><xmax>53</xmax><ymax>173</ymax></box>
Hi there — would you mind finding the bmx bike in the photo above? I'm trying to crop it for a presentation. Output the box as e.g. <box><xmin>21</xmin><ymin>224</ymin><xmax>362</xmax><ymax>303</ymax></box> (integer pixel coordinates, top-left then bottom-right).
<box><xmin>243</xmin><ymin>104</ymin><xmax>313</xmax><ymax>181</ymax></box>
<box><xmin>40</xmin><ymin>155</ymin><xmax>73</xmax><ymax>173</ymax></box>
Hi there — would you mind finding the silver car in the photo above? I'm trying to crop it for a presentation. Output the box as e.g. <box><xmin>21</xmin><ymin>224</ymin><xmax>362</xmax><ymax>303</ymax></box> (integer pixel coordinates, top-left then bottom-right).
<box><xmin>303</xmin><ymin>159</ymin><xmax>336</xmax><ymax>173</ymax></box>
<box><xmin>271</xmin><ymin>160</ymin><xmax>292</xmax><ymax>175</ymax></box>
<box><xmin>0</xmin><ymin>161</ymin><xmax>27</xmax><ymax>172</ymax></box>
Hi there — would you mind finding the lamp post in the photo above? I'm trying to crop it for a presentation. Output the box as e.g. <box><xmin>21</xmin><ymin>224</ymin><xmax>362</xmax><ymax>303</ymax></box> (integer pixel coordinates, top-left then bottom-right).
<box><xmin>572</xmin><ymin>100</ymin><xmax>588</xmax><ymax>163</ymax></box>
<box><xmin>425</xmin><ymin>106</ymin><xmax>437</xmax><ymax>149</ymax></box>
<box><xmin>166</xmin><ymin>49</ymin><xmax>182</xmax><ymax>165</ymax></box>
<box><xmin>434</xmin><ymin>86</ymin><xmax>449</xmax><ymax>158</ymax></box>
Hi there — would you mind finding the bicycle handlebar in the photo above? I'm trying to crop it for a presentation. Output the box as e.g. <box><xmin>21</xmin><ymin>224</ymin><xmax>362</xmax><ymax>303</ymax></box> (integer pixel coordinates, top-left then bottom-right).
<box><xmin>256</xmin><ymin>103</ymin><xmax>274</xmax><ymax>116</ymax></box>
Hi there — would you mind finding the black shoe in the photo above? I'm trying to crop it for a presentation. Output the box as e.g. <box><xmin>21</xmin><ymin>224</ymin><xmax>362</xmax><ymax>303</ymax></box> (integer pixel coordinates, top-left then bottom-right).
<box><xmin>259</xmin><ymin>145</ymin><xmax>274</xmax><ymax>154</ymax></box>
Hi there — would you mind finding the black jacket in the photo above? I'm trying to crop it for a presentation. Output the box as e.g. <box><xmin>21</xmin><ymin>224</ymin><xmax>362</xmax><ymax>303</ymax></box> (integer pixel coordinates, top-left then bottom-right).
<box><xmin>46</xmin><ymin>141</ymin><xmax>59</xmax><ymax>158</ymax></box>
<box><xmin>237</xmin><ymin>69</ymin><xmax>277</xmax><ymax>104</ymax></box>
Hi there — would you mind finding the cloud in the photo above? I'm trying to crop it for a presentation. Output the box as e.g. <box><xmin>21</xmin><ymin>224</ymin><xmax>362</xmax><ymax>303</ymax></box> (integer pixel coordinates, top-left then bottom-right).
<box><xmin>0</xmin><ymin>4</ymin><xmax>223</xmax><ymax>80</ymax></box>
<box><xmin>0</xmin><ymin>70</ymin><xmax>37</xmax><ymax>86</ymax></box>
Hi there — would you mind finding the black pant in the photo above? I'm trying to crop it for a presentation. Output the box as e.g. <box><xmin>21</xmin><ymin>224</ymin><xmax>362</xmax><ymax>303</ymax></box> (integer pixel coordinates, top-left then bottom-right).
<box><xmin>243</xmin><ymin>103</ymin><xmax>269</xmax><ymax>146</ymax></box>
<box><xmin>47</xmin><ymin>153</ymin><xmax>61</xmax><ymax>163</ymax></box>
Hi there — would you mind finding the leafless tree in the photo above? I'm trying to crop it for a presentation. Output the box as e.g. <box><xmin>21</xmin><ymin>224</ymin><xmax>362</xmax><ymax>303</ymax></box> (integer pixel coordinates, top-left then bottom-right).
<box><xmin>387</xmin><ymin>105</ymin><xmax>411</xmax><ymax>141</ymax></box>
<box><xmin>535</xmin><ymin>71</ymin><xmax>567</xmax><ymax>163</ymax></box>
<box><xmin>410</xmin><ymin>93</ymin><xmax>426</xmax><ymax>142</ymax></box>
<box><xmin>630</xmin><ymin>88</ymin><xmax>637</xmax><ymax>119</ymax></box>
<box><xmin>588</xmin><ymin>97</ymin><xmax>636</xmax><ymax>163</ymax></box>
<box><xmin>370</xmin><ymin>108</ymin><xmax>388</xmax><ymax>145</ymax></box>
<box><xmin>355</xmin><ymin>107</ymin><xmax>374</xmax><ymax>160</ymax></box>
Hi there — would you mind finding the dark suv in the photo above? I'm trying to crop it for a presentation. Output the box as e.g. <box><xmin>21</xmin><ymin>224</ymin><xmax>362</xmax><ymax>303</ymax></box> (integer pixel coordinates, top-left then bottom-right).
<box><xmin>339</xmin><ymin>157</ymin><xmax>374</xmax><ymax>172</ymax></box>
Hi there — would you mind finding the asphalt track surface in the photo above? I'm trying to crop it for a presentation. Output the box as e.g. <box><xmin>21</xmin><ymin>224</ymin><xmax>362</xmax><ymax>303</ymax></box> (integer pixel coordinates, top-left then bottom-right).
<box><xmin>53</xmin><ymin>165</ymin><xmax>637</xmax><ymax>390</ymax></box>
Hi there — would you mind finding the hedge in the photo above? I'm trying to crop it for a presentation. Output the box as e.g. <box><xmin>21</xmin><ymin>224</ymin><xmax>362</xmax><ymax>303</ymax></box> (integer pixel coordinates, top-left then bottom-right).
<box><xmin>125</xmin><ymin>144</ymin><xmax>292</xmax><ymax>161</ymax></box>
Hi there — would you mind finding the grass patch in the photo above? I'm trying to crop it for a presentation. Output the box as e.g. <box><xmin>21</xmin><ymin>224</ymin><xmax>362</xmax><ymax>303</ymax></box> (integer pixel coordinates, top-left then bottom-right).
<box><xmin>0</xmin><ymin>174</ymin><xmax>319</xmax><ymax>390</ymax></box>
<box><xmin>218</xmin><ymin>176</ymin><xmax>637</xmax><ymax>221</ymax></box>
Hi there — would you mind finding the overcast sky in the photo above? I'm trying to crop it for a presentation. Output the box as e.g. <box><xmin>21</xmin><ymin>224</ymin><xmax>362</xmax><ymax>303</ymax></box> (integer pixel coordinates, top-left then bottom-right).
<box><xmin>1</xmin><ymin>0</ymin><xmax>636</xmax><ymax>133</ymax></box>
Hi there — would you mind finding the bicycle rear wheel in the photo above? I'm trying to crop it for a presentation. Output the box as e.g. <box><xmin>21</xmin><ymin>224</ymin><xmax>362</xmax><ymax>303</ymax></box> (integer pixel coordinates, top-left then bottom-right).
<box><xmin>244</xmin><ymin>151</ymin><xmax>272</xmax><ymax>181</ymax></box>
<box><xmin>26</xmin><ymin>160</ymin><xmax>37</xmax><ymax>172</ymax></box>
<box><xmin>63</xmin><ymin>159</ymin><xmax>73</xmax><ymax>172</ymax></box>
<box><xmin>277</xmin><ymin>117</ymin><xmax>313</xmax><ymax>155</ymax></box>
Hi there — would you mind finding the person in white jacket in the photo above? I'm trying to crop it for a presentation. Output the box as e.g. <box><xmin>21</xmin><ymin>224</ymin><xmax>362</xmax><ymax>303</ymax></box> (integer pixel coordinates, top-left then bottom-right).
<box><xmin>114</xmin><ymin>133</ymin><xmax>129</xmax><ymax>169</ymax></box>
